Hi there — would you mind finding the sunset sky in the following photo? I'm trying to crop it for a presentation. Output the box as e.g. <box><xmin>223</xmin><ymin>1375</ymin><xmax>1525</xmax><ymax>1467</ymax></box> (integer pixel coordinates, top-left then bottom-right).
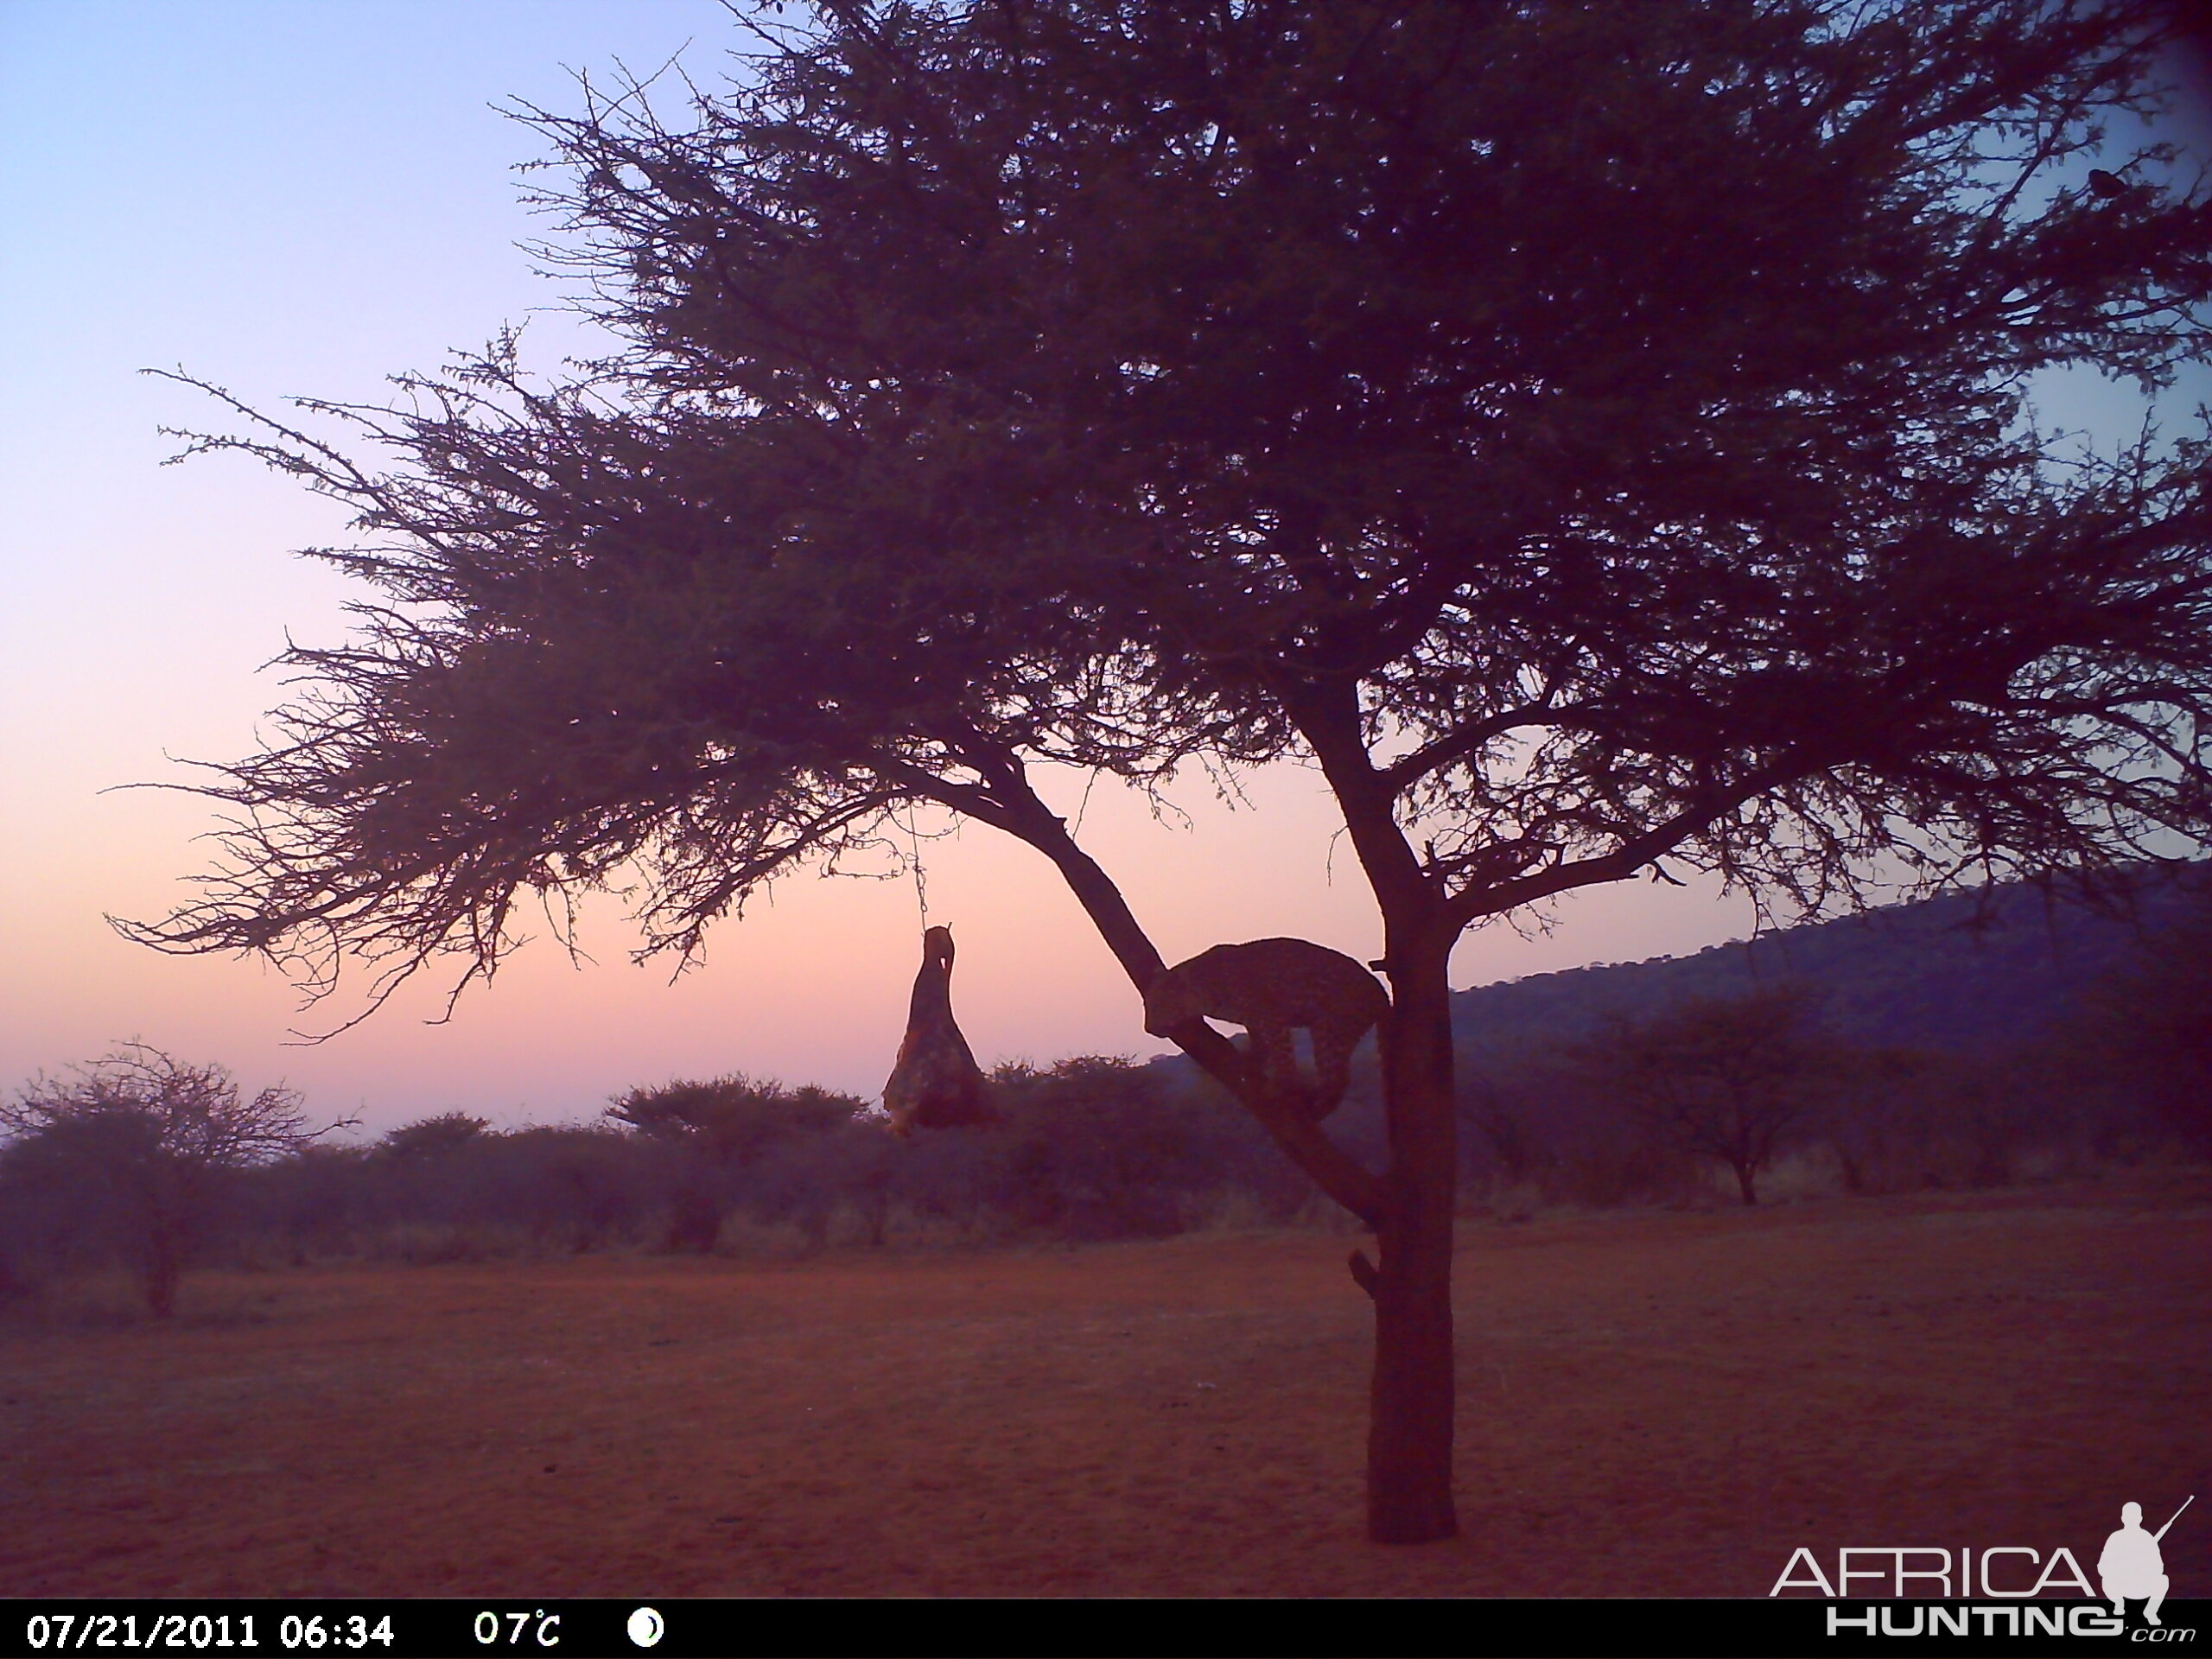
<box><xmin>2</xmin><ymin>2</ymin><xmax>2200</xmax><ymax>1136</ymax></box>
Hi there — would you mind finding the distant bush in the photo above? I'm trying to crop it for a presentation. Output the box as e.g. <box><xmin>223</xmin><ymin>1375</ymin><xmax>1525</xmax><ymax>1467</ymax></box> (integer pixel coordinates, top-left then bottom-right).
<box><xmin>1456</xmin><ymin>1003</ymin><xmax>2136</xmax><ymax>1211</ymax></box>
<box><xmin>31</xmin><ymin>969</ymin><xmax>2187</xmax><ymax>1286</ymax></box>
<box><xmin>1571</xmin><ymin>988</ymin><xmax>1839</xmax><ymax>1207</ymax></box>
<box><xmin>606</xmin><ymin>1074</ymin><xmax>864</xmax><ymax>1250</ymax></box>
<box><xmin>2072</xmin><ymin>882</ymin><xmax>2212</xmax><ymax>1155</ymax></box>
<box><xmin>214</xmin><ymin>1055</ymin><xmax>1321</xmax><ymax>1261</ymax></box>
<box><xmin>380</xmin><ymin>1112</ymin><xmax>491</xmax><ymax>1161</ymax></box>
<box><xmin>608</xmin><ymin>1074</ymin><xmax>861</xmax><ymax>1157</ymax></box>
<box><xmin>976</xmin><ymin>1057</ymin><xmax>1262</xmax><ymax>1239</ymax></box>
<box><xmin>0</xmin><ymin>1047</ymin><xmax>346</xmax><ymax>1313</ymax></box>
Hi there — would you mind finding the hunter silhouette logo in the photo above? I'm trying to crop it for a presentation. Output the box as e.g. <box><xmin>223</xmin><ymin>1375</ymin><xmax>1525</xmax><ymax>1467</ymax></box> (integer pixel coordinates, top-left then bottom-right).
<box><xmin>2101</xmin><ymin>1496</ymin><xmax>2190</xmax><ymax>1628</ymax></box>
<box><xmin>1771</xmin><ymin>1492</ymin><xmax>2196</xmax><ymax>1634</ymax></box>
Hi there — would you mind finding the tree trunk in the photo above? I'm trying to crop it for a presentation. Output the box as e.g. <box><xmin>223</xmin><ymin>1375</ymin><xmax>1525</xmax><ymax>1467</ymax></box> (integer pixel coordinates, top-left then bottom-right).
<box><xmin>139</xmin><ymin>1169</ymin><xmax>189</xmax><ymax>1319</ymax></box>
<box><xmin>1834</xmin><ymin>1139</ymin><xmax>1866</xmax><ymax>1194</ymax></box>
<box><xmin>1734</xmin><ymin>1161</ymin><xmax>1758</xmax><ymax>1205</ymax></box>
<box><xmin>141</xmin><ymin>1225</ymin><xmax>181</xmax><ymax>1319</ymax></box>
<box><xmin>1364</xmin><ymin>949</ymin><xmax>1460</xmax><ymax>1544</ymax></box>
<box><xmin>664</xmin><ymin>1181</ymin><xmax>722</xmax><ymax>1254</ymax></box>
<box><xmin>1255</xmin><ymin>690</ymin><xmax>1464</xmax><ymax>1544</ymax></box>
<box><xmin>981</xmin><ymin>753</ymin><xmax>1448</xmax><ymax>1539</ymax></box>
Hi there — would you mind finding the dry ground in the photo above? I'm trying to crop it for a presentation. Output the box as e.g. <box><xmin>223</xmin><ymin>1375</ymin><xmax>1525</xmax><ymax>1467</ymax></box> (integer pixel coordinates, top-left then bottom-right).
<box><xmin>1</xmin><ymin>1172</ymin><xmax>2206</xmax><ymax>1598</ymax></box>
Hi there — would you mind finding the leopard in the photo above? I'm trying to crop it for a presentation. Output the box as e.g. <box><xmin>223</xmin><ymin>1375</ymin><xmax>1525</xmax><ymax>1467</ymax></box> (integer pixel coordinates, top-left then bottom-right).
<box><xmin>1141</xmin><ymin>937</ymin><xmax>1389</xmax><ymax>1122</ymax></box>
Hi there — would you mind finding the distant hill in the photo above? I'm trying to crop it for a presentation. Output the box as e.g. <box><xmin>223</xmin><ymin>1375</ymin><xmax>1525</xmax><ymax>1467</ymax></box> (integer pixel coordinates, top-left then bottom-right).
<box><xmin>1450</xmin><ymin>868</ymin><xmax>2203</xmax><ymax>1064</ymax></box>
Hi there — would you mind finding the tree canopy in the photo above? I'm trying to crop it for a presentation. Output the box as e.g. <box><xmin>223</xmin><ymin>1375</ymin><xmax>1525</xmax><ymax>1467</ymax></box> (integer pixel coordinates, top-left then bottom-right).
<box><xmin>130</xmin><ymin>0</ymin><xmax>2212</xmax><ymax>1542</ymax></box>
<box><xmin>142</xmin><ymin>0</ymin><xmax>2212</xmax><ymax>993</ymax></box>
<box><xmin>1</xmin><ymin>1047</ymin><xmax>343</xmax><ymax>1315</ymax></box>
<box><xmin>1579</xmin><ymin>985</ymin><xmax>1837</xmax><ymax>1205</ymax></box>
<box><xmin>607</xmin><ymin>1073</ymin><xmax>865</xmax><ymax>1161</ymax></box>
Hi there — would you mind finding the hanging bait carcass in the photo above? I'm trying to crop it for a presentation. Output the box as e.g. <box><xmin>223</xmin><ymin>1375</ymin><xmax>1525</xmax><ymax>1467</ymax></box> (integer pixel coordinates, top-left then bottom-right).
<box><xmin>882</xmin><ymin>925</ymin><xmax>998</xmax><ymax>1135</ymax></box>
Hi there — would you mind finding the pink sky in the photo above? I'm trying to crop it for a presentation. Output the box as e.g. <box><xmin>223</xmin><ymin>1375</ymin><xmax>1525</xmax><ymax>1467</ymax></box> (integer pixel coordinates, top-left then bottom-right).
<box><xmin>0</xmin><ymin>3</ymin><xmax>2195</xmax><ymax>1135</ymax></box>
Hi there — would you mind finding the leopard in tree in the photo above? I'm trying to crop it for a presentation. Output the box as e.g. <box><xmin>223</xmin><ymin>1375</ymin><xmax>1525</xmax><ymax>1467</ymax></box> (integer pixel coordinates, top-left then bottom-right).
<box><xmin>1141</xmin><ymin>938</ymin><xmax>1390</xmax><ymax>1122</ymax></box>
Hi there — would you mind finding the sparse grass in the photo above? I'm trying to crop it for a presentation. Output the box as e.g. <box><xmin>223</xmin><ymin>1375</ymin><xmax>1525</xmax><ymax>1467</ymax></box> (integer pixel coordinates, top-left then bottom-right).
<box><xmin>0</xmin><ymin>1170</ymin><xmax>2203</xmax><ymax>1597</ymax></box>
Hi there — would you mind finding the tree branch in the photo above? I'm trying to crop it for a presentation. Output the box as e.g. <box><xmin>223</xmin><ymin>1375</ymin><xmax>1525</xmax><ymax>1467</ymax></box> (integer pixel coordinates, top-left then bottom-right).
<box><xmin>957</xmin><ymin>738</ymin><xmax>1386</xmax><ymax>1226</ymax></box>
<box><xmin>1378</xmin><ymin>699</ymin><xmax>1558</xmax><ymax>795</ymax></box>
<box><xmin>1446</xmin><ymin>766</ymin><xmax>1796</xmax><ymax>931</ymax></box>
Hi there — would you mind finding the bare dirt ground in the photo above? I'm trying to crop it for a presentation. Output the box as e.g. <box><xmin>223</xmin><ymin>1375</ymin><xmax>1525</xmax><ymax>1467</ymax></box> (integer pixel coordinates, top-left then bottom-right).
<box><xmin>2</xmin><ymin>1171</ymin><xmax>2206</xmax><ymax>1599</ymax></box>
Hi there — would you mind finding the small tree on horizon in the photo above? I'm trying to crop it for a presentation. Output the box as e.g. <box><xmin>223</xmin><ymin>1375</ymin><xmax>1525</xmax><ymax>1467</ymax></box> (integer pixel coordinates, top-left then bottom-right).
<box><xmin>607</xmin><ymin>1073</ymin><xmax>863</xmax><ymax>1249</ymax></box>
<box><xmin>607</xmin><ymin>1074</ymin><xmax>864</xmax><ymax>1159</ymax></box>
<box><xmin>1580</xmin><ymin>988</ymin><xmax>1838</xmax><ymax>1205</ymax></box>
<box><xmin>124</xmin><ymin>2</ymin><xmax>2212</xmax><ymax>1541</ymax></box>
<box><xmin>0</xmin><ymin>1046</ymin><xmax>348</xmax><ymax>1315</ymax></box>
<box><xmin>379</xmin><ymin>1110</ymin><xmax>492</xmax><ymax>1161</ymax></box>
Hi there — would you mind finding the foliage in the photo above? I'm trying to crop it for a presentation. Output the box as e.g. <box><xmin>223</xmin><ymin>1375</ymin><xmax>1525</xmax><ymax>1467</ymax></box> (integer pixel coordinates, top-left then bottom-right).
<box><xmin>185</xmin><ymin>1054</ymin><xmax>1314</xmax><ymax>1263</ymax></box>
<box><xmin>14</xmin><ymin>999</ymin><xmax>2185</xmax><ymax>1299</ymax></box>
<box><xmin>125</xmin><ymin>1</ymin><xmax>2212</xmax><ymax>1004</ymax></box>
<box><xmin>379</xmin><ymin>1111</ymin><xmax>491</xmax><ymax>1160</ymax></box>
<box><xmin>1450</xmin><ymin>864</ymin><xmax>2206</xmax><ymax>1061</ymax></box>
<box><xmin>605</xmin><ymin>1073</ymin><xmax>867</xmax><ymax>1248</ymax></box>
<box><xmin>983</xmin><ymin>1056</ymin><xmax>1259</xmax><ymax>1237</ymax></box>
<box><xmin>2075</xmin><ymin>877</ymin><xmax>2212</xmax><ymax>1149</ymax></box>
<box><xmin>607</xmin><ymin>1073</ymin><xmax>863</xmax><ymax>1160</ymax></box>
<box><xmin>0</xmin><ymin>1047</ymin><xmax>346</xmax><ymax>1314</ymax></box>
<box><xmin>1575</xmin><ymin>987</ymin><xmax>1840</xmax><ymax>1205</ymax></box>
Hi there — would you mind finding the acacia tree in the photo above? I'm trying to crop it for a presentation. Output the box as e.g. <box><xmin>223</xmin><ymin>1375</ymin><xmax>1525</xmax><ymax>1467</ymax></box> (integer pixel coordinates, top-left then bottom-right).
<box><xmin>1582</xmin><ymin>988</ymin><xmax>1836</xmax><ymax>1205</ymax></box>
<box><xmin>607</xmin><ymin>1073</ymin><xmax>863</xmax><ymax>1249</ymax></box>
<box><xmin>379</xmin><ymin>1109</ymin><xmax>493</xmax><ymax>1161</ymax></box>
<box><xmin>130</xmin><ymin>1</ymin><xmax>2212</xmax><ymax>1541</ymax></box>
<box><xmin>1</xmin><ymin>1047</ymin><xmax>343</xmax><ymax>1315</ymax></box>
